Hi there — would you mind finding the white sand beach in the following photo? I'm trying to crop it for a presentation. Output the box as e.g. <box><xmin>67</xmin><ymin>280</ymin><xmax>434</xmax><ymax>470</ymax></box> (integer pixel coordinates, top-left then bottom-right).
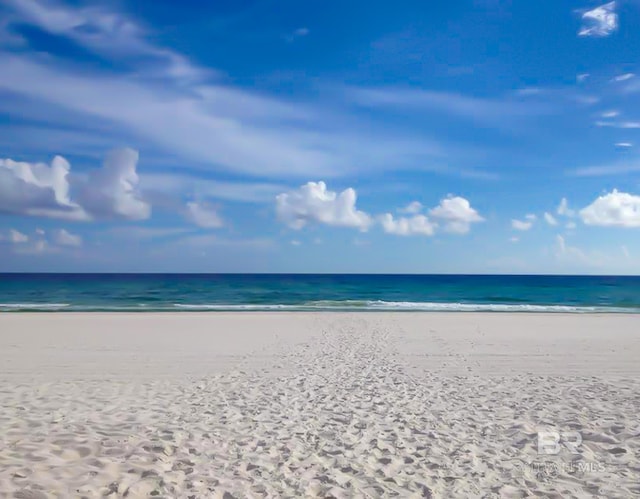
<box><xmin>0</xmin><ymin>313</ymin><xmax>639</xmax><ymax>498</ymax></box>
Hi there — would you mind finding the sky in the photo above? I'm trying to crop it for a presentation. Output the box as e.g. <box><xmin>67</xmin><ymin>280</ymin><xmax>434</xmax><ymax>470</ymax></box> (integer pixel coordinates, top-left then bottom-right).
<box><xmin>1</xmin><ymin>0</ymin><xmax>640</xmax><ymax>273</ymax></box>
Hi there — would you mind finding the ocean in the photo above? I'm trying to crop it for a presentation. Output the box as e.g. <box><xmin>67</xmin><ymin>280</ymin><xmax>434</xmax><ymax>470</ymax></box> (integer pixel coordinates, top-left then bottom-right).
<box><xmin>1</xmin><ymin>273</ymin><xmax>640</xmax><ymax>312</ymax></box>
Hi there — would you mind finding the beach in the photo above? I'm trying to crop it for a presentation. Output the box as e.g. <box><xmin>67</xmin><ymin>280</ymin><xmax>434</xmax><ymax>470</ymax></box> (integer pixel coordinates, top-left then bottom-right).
<box><xmin>0</xmin><ymin>313</ymin><xmax>639</xmax><ymax>498</ymax></box>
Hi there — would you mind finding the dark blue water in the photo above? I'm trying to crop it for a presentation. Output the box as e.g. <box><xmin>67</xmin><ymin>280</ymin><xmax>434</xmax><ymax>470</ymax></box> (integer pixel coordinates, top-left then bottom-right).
<box><xmin>1</xmin><ymin>274</ymin><xmax>640</xmax><ymax>312</ymax></box>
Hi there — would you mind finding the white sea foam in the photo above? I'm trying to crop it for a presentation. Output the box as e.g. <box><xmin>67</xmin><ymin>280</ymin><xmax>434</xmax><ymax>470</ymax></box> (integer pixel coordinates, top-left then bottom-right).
<box><xmin>0</xmin><ymin>303</ymin><xmax>70</xmax><ymax>311</ymax></box>
<box><xmin>172</xmin><ymin>301</ymin><xmax>637</xmax><ymax>313</ymax></box>
<box><xmin>173</xmin><ymin>304</ymin><xmax>293</xmax><ymax>310</ymax></box>
<box><xmin>2</xmin><ymin>301</ymin><xmax>635</xmax><ymax>313</ymax></box>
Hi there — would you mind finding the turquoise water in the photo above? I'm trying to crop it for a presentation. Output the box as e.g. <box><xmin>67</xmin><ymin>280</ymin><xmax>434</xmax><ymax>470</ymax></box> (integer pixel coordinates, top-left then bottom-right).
<box><xmin>1</xmin><ymin>274</ymin><xmax>640</xmax><ymax>312</ymax></box>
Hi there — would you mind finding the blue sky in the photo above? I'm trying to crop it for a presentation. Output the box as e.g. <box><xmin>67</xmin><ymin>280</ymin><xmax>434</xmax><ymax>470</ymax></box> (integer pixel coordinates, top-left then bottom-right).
<box><xmin>1</xmin><ymin>0</ymin><xmax>640</xmax><ymax>273</ymax></box>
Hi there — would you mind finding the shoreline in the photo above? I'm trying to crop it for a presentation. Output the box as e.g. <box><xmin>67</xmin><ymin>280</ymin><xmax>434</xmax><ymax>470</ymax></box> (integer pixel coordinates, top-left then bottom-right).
<box><xmin>3</xmin><ymin>307</ymin><xmax>640</xmax><ymax>312</ymax></box>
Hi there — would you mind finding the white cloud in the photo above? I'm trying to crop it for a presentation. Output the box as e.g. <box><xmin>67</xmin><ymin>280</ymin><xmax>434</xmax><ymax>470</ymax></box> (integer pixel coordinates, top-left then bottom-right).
<box><xmin>379</xmin><ymin>213</ymin><xmax>436</xmax><ymax>236</ymax></box>
<box><xmin>0</xmin><ymin>148</ymin><xmax>150</xmax><ymax>221</ymax></box>
<box><xmin>0</xmin><ymin>0</ymin><xmax>533</xmax><ymax>186</ymax></box>
<box><xmin>398</xmin><ymin>201</ymin><xmax>423</xmax><ymax>214</ymax></box>
<box><xmin>572</xmin><ymin>159</ymin><xmax>640</xmax><ymax>176</ymax></box>
<box><xmin>557</xmin><ymin>198</ymin><xmax>575</xmax><ymax>217</ymax></box>
<box><xmin>601</xmin><ymin>110</ymin><xmax>620</xmax><ymax>118</ymax></box>
<box><xmin>615</xmin><ymin>142</ymin><xmax>633</xmax><ymax>148</ymax></box>
<box><xmin>275</xmin><ymin>181</ymin><xmax>372</xmax><ymax>231</ymax></box>
<box><xmin>595</xmin><ymin>120</ymin><xmax>640</xmax><ymax>129</ymax></box>
<box><xmin>12</xmin><ymin>239</ymin><xmax>48</xmax><ymax>255</ymax></box>
<box><xmin>52</xmin><ymin>228</ymin><xmax>82</xmax><ymax>247</ymax></box>
<box><xmin>2</xmin><ymin>227</ymin><xmax>82</xmax><ymax>254</ymax></box>
<box><xmin>290</xmin><ymin>240</ymin><xmax>302</xmax><ymax>246</ymax></box>
<box><xmin>511</xmin><ymin>219</ymin><xmax>533</xmax><ymax>231</ymax></box>
<box><xmin>0</xmin><ymin>229</ymin><xmax>29</xmax><ymax>243</ymax></box>
<box><xmin>510</xmin><ymin>236</ymin><xmax>519</xmax><ymax>243</ymax></box>
<box><xmin>10</xmin><ymin>229</ymin><xmax>29</xmax><ymax>243</ymax></box>
<box><xmin>612</xmin><ymin>73</ymin><xmax>635</xmax><ymax>82</ymax></box>
<box><xmin>577</xmin><ymin>73</ymin><xmax>590</xmax><ymax>83</ymax></box>
<box><xmin>580</xmin><ymin>189</ymin><xmax>640</xmax><ymax>227</ymax></box>
<box><xmin>77</xmin><ymin>148</ymin><xmax>151</xmax><ymax>221</ymax></box>
<box><xmin>0</xmin><ymin>155</ymin><xmax>86</xmax><ymax>220</ymax></box>
<box><xmin>2</xmin><ymin>0</ymin><xmax>206</xmax><ymax>83</ymax></box>
<box><xmin>579</xmin><ymin>1</ymin><xmax>618</xmax><ymax>37</ymax></box>
<box><xmin>0</xmin><ymin>37</ymin><xmax>445</xmax><ymax>180</ymax></box>
<box><xmin>555</xmin><ymin>235</ymin><xmax>588</xmax><ymax>262</ymax></box>
<box><xmin>185</xmin><ymin>201</ymin><xmax>223</xmax><ymax>229</ymax></box>
<box><xmin>544</xmin><ymin>212</ymin><xmax>558</xmax><ymax>226</ymax></box>
<box><xmin>552</xmin><ymin>235</ymin><xmax>611</xmax><ymax>268</ymax></box>
<box><xmin>566</xmin><ymin>221</ymin><xmax>577</xmax><ymax>230</ymax></box>
<box><xmin>511</xmin><ymin>213</ymin><xmax>536</xmax><ymax>230</ymax></box>
<box><xmin>428</xmin><ymin>195</ymin><xmax>484</xmax><ymax>234</ymax></box>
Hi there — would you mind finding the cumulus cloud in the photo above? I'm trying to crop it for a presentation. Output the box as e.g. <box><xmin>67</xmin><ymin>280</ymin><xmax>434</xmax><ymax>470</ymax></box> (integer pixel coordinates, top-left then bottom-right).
<box><xmin>0</xmin><ymin>155</ymin><xmax>86</xmax><ymax>220</ymax></box>
<box><xmin>580</xmin><ymin>189</ymin><xmax>640</xmax><ymax>227</ymax></box>
<box><xmin>511</xmin><ymin>213</ymin><xmax>536</xmax><ymax>230</ymax></box>
<box><xmin>428</xmin><ymin>195</ymin><xmax>484</xmax><ymax>234</ymax></box>
<box><xmin>77</xmin><ymin>148</ymin><xmax>150</xmax><ymax>220</ymax></box>
<box><xmin>185</xmin><ymin>201</ymin><xmax>223</xmax><ymax>229</ymax></box>
<box><xmin>578</xmin><ymin>1</ymin><xmax>618</xmax><ymax>37</ymax></box>
<box><xmin>0</xmin><ymin>148</ymin><xmax>151</xmax><ymax>221</ymax></box>
<box><xmin>512</xmin><ymin>219</ymin><xmax>533</xmax><ymax>231</ymax></box>
<box><xmin>1</xmin><ymin>227</ymin><xmax>82</xmax><ymax>254</ymax></box>
<box><xmin>0</xmin><ymin>229</ymin><xmax>29</xmax><ymax>243</ymax></box>
<box><xmin>52</xmin><ymin>228</ymin><xmax>82</xmax><ymax>247</ymax></box>
<box><xmin>544</xmin><ymin>212</ymin><xmax>558</xmax><ymax>226</ymax></box>
<box><xmin>11</xmin><ymin>229</ymin><xmax>29</xmax><ymax>243</ymax></box>
<box><xmin>398</xmin><ymin>201</ymin><xmax>423</xmax><ymax>214</ymax></box>
<box><xmin>557</xmin><ymin>198</ymin><xmax>575</xmax><ymax>217</ymax></box>
<box><xmin>275</xmin><ymin>181</ymin><xmax>372</xmax><ymax>231</ymax></box>
<box><xmin>379</xmin><ymin>213</ymin><xmax>436</xmax><ymax>236</ymax></box>
<box><xmin>556</xmin><ymin>235</ymin><xmax>582</xmax><ymax>258</ymax></box>
<box><xmin>381</xmin><ymin>195</ymin><xmax>482</xmax><ymax>236</ymax></box>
